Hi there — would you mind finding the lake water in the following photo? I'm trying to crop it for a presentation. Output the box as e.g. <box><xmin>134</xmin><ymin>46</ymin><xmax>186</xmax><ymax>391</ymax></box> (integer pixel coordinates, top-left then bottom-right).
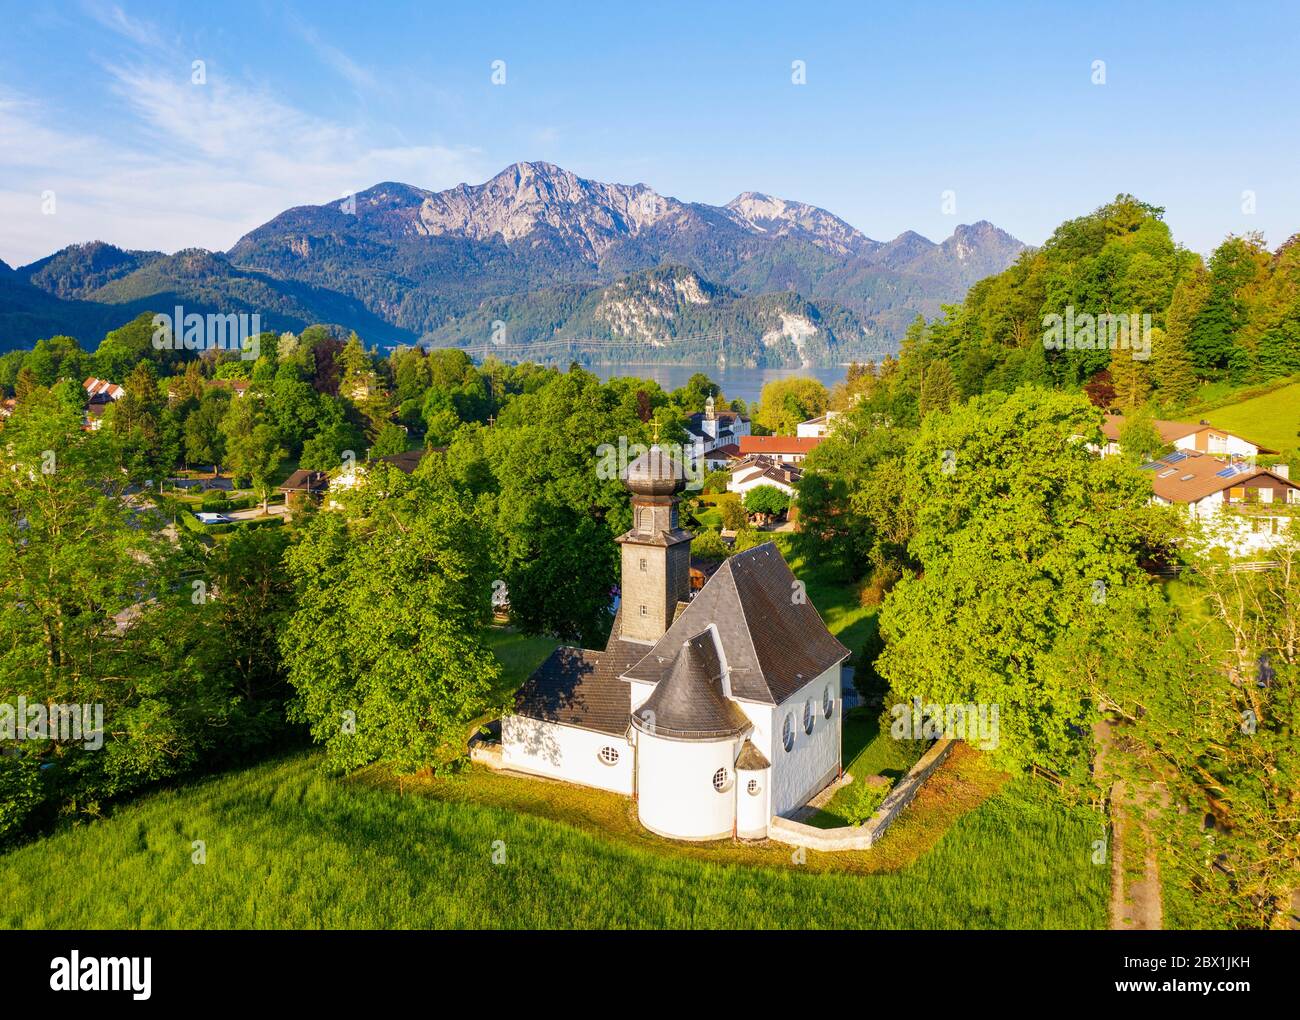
<box><xmin>587</xmin><ymin>363</ymin><xmax>848</xmax><ymax>406</ymax></box>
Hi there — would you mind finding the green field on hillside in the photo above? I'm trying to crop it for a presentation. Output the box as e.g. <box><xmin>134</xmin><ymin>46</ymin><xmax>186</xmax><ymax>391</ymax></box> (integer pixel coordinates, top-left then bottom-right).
<box><xmin>1199</xmin><ymin>381</ymin><xmax>1300</xmax><ymax>455</ymax></box>
<box><xmin>0</xmin><ymin>751</ymin><xmax>1107</xmax><ymax>929</ymax></box>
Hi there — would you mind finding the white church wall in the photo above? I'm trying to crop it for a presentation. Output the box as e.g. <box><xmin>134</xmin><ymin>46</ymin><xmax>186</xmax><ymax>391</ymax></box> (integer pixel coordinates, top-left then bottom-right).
<box><xmin>769</xmin><ymin>664</ymin><xmax>842</xmax><ymax>817</ymax></box>
<box><xmin>501</xmin><ymin>715</ymin><xmax>633</xmax><ymax>795</ymax></box>
<box><xmin>636</xmin><ymin>733</ymin><xmax>739</xmax><ymax>840</ymax></box>
<box><xmin>628</xmin><ymin>680</ymin><xmax>656</xmax><ymax>718</ymax></box>
<box><xmin>735</xmin><ymin>700</ymin><xmax>774</xmax><ymax>762</ymax></box>
<box><xmin>735</xmin><ymin>763</ymin><xmax>771</xmax><ymax>838</ymax></box>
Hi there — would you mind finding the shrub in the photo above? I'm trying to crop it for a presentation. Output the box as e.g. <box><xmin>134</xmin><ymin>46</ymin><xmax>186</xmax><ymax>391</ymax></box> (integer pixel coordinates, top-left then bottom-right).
<box><xmin>199</xmin><ymin>494</ymin><xmax>258</xmax><ymax>513</ymax></box>
<box><xmin>702</xmin><ymin>469</ymin><xmax>731</xmax><ymax>494</ymax></box>
<box><xmin>854</xmin><ymin>626</ymin><xmax>889</xmax><ymax>706</ymax></box>
<box><xmin>182</xmin><ymin>513</ymin><xmax>285</xmax><ymax>536</ymax></box>
<box><xmin>716</xmin><ymin>492</ymin><xmax>747</xmax><ymax>531</ymax></box>
<box><xmin>838</xmin><ymin>776</ymin><xmax>893</xmax><ymax>826</ymax></box>
<box><xmin>690</xmin><ymin>528</ymin><xmax>729</xmax><ymax>561</ymax></box>
<box><xmin>857</xmin><ymin>561</ymin><xmax>902</xmax><ymax>608</ymax></box>
<box><xmin>742</xmin><ymin>484</ymin><xmax>790</xmax><ymax>517</ymax></box>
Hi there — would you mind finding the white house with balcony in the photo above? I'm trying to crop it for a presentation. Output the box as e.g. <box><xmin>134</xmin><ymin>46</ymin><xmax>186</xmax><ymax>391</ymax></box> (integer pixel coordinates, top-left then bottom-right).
<box><xmin>727</xmin><ymin>456</ymin><xmax>803</xmax><ymax>500</ymax></box>
<box><xmin>1144</xmin><ymin>450</ymin><xmax>1299</xmax><ymax>555</ymax></box>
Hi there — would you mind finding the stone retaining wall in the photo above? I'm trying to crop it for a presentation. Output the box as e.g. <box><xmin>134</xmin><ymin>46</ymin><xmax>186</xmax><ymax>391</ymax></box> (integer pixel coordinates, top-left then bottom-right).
<box><xmin>768</xmin><ymin>738</ymin><xmax>956</xmax><ymax>852</ymax></box>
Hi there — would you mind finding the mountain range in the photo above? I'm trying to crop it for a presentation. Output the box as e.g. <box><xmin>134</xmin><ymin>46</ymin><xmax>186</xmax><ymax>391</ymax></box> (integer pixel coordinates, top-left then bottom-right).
<box><xmin>0</xmin><ymin>161</ymin><xmax>1026</xmax><ymax>366</ymax></box>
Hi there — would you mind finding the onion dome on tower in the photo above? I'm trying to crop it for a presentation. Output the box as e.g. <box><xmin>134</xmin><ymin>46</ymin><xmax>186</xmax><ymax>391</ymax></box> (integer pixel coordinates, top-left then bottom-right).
<box><xmin>623</xmin><ymin>444</ymin><xmax>687</xmax><ymax>498</ymax></box>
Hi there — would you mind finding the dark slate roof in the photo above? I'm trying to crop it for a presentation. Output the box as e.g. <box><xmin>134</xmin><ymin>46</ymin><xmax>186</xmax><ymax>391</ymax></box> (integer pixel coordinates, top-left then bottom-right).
<box><xmin>622</xmin><ymin>542</ymin><xmax>849</xmax><ymax>705</ymax></box>
<box><xmin>630</xmin><ymin>629</ymin><xmax>752</xmax><ymax>740</ymax></box>
<box><xmin>512</xmin><ymin>609</ymin><xmax>641</xmax><ymax>736</ymax></box>
<box><xmin>374</xmin><ymin>447</ymin><xmax>436</xmax><ymax>474</ymax></box>
<box><xmin>279</xmin><ymin>469</ymin><xmax>329</xmax><ymax>492</ymax></box>
<box><xmin>735</xmin><ymin>739</ymin><xmax>771</xmax><ymax>770</ymax></box>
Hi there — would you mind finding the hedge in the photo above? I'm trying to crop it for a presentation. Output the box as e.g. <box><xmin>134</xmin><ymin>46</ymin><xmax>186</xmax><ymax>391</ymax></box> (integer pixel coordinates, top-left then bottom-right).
<box><xmin>180</xmin><ymin>513</ymin><xmax>286</xmax><ymax>536</ymax></box>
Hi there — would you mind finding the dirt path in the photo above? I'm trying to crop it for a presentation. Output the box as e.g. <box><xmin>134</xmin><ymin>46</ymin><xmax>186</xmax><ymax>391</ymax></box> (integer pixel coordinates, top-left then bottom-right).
<box><xmin>1095</xmin><ymin>721</ymin><xmax>1163</xmax><ymax>930</ymax></box>
<box><xmin>1108</xmin><ymin>779</ymin><xmax>1164</xmax><ymax>930</ymax></box>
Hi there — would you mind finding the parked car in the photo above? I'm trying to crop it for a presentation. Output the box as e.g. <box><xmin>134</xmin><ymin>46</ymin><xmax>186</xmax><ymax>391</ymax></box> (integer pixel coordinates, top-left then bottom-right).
<box><xmin>194</xmin><ymin>512</ymin><xmax>231</xmax><ymax>525</ymax></box>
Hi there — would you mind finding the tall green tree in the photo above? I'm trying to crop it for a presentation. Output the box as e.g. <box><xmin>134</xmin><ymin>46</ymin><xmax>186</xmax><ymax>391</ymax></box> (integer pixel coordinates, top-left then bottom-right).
<box><xmin>280</xmin><ymin>477</ymin><xmax>501</xmax><ymax>775</ymax></box>
<box><xmin>0</xmin><ymin>390</ymin><xmax>229</xmax><ymax>840</ymax></box>
<box><xmin>877</xmin><ymin>388</ymin><xmax>1178</xmax><ymax>774</ymax></box>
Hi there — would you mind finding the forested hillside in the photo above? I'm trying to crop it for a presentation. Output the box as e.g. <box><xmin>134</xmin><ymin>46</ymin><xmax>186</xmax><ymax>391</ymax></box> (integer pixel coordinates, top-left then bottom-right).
<box><xmin>864</xmin><ymin>195</ymin><xmax>1300</xmax><ymax>420</ymax></box>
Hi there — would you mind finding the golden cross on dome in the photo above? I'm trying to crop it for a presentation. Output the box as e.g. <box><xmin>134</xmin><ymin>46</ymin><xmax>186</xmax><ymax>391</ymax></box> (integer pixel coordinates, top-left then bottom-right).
<box><xmin>650</xmin><ymin>420</ymin><xmax>661</xmax><ymax>444</ymax></box>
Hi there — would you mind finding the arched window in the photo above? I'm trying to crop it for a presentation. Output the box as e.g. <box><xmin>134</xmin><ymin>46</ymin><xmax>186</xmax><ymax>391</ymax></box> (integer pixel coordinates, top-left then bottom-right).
<box><xmin>782</xmin><ymin>713</ymin><xmax>794</xmax><ymax>752</ymax></box>
<box><xmin>803</xmin><ymin>699</ymin><xmax>815</xmax><ymax>735</ymax></box>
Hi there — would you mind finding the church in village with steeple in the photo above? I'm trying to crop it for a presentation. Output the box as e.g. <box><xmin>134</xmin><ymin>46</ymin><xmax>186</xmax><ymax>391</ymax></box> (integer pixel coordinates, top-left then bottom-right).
<box><xmin>502</xmin><ymin>443</ymin><xmax>849</xmax><ymax>841</ymax></box>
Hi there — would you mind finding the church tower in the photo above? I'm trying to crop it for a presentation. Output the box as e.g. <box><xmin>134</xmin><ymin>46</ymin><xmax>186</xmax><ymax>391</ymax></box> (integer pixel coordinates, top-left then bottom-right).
<box><xmin>617</xmin><ymin>443</ymin><xmax>693</xmax><ymax>643</ymax></box>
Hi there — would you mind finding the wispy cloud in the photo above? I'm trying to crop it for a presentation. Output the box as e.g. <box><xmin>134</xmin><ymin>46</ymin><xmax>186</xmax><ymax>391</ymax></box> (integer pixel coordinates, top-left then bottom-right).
<box><xmin>285</xmin><ymin>11</ymin><xmax>378</xmax><ymax>93</ymax></box>
<box><xmin>0</xmin><ymin>34</ymin><xmax>485</xmax><ymax>265</ymax></box>
<box><xmin>81</xmin><ymin>0</ymin><xmax>165</xmax><ymax>49</ymax></box>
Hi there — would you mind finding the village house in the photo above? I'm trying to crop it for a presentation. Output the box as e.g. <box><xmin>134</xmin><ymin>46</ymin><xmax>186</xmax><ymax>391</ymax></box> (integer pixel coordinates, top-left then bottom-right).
<box><xmin>502</xmin><ymin>444</ymin><xmax>849</xmax><ymax>841</ymax></box>
<box><xmin>82</xmin><ymin>376</ymin><xmax>123</xmax><ymax>431</ymax></box>
<box><xmin>684</xmin><ymin>396</ymin><xmax>750</xmax><ymax>470</ymax></box>
<box><xmin>210</xmin><ymin>378</ymin><xmax>251</xmax><ymax>398</ymax></box>
<box><xmin>796</xmin><ymin>411</ymin><xmax>841</xmax><ymax>438</ymax></box>
<box><xmin>278</xmin><ymin>469</ymin><xmax>330</xmax><ymax>501</ymax></box>
<box><xmin>737</xmin><ymin>434</ymin><xmax>823</xmax><ymax>464</ymax></box>
<box><xmin>1143</xmin><ymin>450</ymin><xmax>1299</xmax><ymax>555</ymax></box>
<box><xmin>326</xmin><ymin>446</ymin><xmax>444</xmax><ymax>507</ymax></box>
<box><xmin>726</xmin><ymin>455</ymin><xmax>803</xmax><ymax>501</ymax></box>
<box><xmin>1100</xmin><ymin>413</ymin><xmax>1277</xmax><ymax>461</ymax></box>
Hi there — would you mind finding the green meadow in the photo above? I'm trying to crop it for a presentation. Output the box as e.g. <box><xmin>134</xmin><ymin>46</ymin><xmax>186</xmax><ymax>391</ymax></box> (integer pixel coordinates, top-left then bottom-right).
<box><xmin>0</xmin><ymin>750</ymin><xmax>1107</xmax><ymax>929</ymax></box>
<box><xmin>1201</xmin><ymin>380</ymin><xmax>1300</xmax><ymax>456</ymax></box>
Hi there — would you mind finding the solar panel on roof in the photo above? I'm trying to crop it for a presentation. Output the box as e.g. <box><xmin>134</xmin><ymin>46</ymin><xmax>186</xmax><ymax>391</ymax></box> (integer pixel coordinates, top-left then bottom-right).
<box><xmin>1216</xmin><ymin>466</ymin><xmax>1238</xmax><ymax>477</ymax></box>
<box><xmin>1165</xmin><ymin>452</ymin><xmax>1189</xmax><ymax>463</ymax></box>
<box><xmin>1140</xmin><ymin>462</ymin><xmax>1161</xmax><ymax>471</ymax></box>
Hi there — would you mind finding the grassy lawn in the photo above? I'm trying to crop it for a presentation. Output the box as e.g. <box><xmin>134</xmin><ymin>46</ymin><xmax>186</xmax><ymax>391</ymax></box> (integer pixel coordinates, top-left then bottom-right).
<box><xmin>693</xmin><ymin>507</ymin><xmax>723</xmax><ymax>530</ymax></box>
<box><xmin>1198</xmin><ymin>381</ymin><xmax>1300</xmax><ymax>456</ymax></box>
<box><xmin>0</xmin><ymin>748</ymin><xmax>1107</xmax><ymax>929</ymax></box>
<box><xmin>768</xmin><ymin>532</ymin><xmax>875</xmax><ymax>656</ymax></box>
<box><xmin>482</xmin><ymin>626</ymin><xmax>562</xmax><ymax>702</ymax></box>
<box><xmin>805</xmin><ymin>708</ymin><xmax>928</xmax><ymax>828</ymax></box>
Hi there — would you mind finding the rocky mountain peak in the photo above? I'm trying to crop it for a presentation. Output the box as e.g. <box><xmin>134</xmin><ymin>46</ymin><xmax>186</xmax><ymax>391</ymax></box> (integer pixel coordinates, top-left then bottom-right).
<box><xmin>724</xmin><ymin>191</ymin><xmax>876</xmax><ymax>256</ymax></box>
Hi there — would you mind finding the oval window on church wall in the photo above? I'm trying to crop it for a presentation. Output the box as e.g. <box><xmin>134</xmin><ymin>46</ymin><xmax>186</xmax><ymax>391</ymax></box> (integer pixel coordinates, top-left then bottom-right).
<box><xmin>782</xmin><ymin>713</ymin><xmax>794</xmax><ymax>752</ymax></box>
<box><xmin>803</xmin><ymin>699</ymin><xmax>815</xmax><ymax>735</ymax></box>
<box><xmin>823</xmin><ymin>686</ymin><xmax>834</xmax><ymax>719</ymax></box>
<box><xmin>597</xmin><ymin>746</ymin><xmax>620</xmax><ymax>766</ymax></box>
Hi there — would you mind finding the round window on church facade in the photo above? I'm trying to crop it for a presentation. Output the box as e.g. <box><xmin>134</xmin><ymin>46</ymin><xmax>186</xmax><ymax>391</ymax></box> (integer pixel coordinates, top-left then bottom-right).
<box><xmin>597</xmin><ymin>746</ymin><xmax>620</xmax><ymax>766</ymax></box>
<box><xmin>747</xmin><ymin>779</ymin><xmax>761</xmax><ymax>796</ymax></box>
<box><xmin>823</xmin><ymin>686</ymin><xmax>834</xmax><ymax>719</ymax></box>
<box><xmin>803</xmin><ymin>699</ymin><xmax>815</xmax><ymax>735</ymax></box>
<box><xmin>782</xmin><ymin>713</ymin><xmax>794</xmax><ymax>752</ymax></box>
<box><xmin>712</xmin><ymin>766</ymin><xmax>732</xmax><ymax>793</ymax></box>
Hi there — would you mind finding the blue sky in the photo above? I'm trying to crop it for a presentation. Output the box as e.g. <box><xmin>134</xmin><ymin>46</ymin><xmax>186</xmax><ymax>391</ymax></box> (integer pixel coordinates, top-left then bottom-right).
<box><xmin>2</xmin><ymin>1</ymin><xmax>1297</xmax><ymax>266</ymax></box>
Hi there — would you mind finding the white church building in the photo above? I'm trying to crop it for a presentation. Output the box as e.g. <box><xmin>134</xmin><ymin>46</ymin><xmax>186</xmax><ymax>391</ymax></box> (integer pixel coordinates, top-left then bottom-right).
<box><xmin>502</xmin><ymin>444</ymin><xmax>849</xmax><ymax>841</ymax></box>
